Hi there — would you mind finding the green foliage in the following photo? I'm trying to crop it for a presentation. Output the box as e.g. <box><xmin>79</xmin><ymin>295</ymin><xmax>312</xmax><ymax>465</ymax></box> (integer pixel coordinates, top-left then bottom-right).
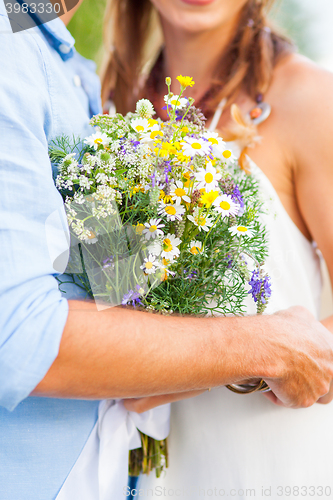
<box><xmin>67</xmin><ymin>0</ymin><xmax>107</xmax><ymax>65</ymax></box>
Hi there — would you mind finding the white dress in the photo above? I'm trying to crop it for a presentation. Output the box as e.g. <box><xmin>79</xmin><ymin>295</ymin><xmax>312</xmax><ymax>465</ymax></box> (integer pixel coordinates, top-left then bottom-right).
<box><xmin>139</xmin><ymin>156</ymin><xmax>333</xmax><ymax>499</ymax></box>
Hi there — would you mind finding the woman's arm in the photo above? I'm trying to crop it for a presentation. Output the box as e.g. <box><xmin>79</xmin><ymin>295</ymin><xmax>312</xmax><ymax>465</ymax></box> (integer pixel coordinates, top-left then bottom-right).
<box><xmin>279</xmin><ymin>59</ymin><xmax>333</xmax><ymax>402</ymax></box>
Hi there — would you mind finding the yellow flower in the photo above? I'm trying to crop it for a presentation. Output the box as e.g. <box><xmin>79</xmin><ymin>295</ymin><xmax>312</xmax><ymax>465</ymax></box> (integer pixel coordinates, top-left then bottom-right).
<box><xmin>200</xmin><ymin>190</ymin><xmax>219</xmax><ymax>208</ymax></box>
<box><xmin>176</xmin><ymin>75</ymin><xmax>195</xmax><ymax>88</ymax></box>
<box><xmin>135</xmin><ymin>223</ymin><xmax>145</xmax><ymax>235</ymax></box>
<box><xmin>176</xmin><ymin>152</ymin><xmax>191</xmax><ymax>164</ymax></box>
<box><xmin>148</xmin><ymin>118</ymin><xmax>159</xmax><ymax>127</ymax></box>
<box><xmin>182</xmin><ymin>171</ymin><xmax>192</xmax><ymax>188</ymax></box>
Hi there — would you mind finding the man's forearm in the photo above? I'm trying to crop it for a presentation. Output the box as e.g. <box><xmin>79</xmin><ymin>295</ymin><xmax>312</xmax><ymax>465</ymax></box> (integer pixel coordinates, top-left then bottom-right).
<box><xmin>33</xmin><ymin>302</ymin><xmax>333</xmax><ymax>408</ymax></box>
<box><xmin>33</xmin><ymin>300</ymin><xmax>274</xmax><ymax>399</ymax></box>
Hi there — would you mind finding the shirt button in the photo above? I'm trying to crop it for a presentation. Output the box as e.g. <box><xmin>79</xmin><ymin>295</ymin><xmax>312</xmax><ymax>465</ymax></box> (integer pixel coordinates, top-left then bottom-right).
<box><xmin>73</xmin><ymin>75</ymin><xmax>82</xmax><ymax>87</ymax></box>
<box><xmin>59</xmin><ymin>44</ymin><xmax>71</xmax><ymax>55</ymax></box>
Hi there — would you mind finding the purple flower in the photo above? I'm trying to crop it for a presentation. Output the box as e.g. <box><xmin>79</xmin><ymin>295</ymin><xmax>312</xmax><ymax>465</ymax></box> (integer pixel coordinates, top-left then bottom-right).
<box><xmin>248</xmin><ymin>270</ymin><xmax>272</xmax><ymax>304</ymax></box>
<box><xmin>164</xmin><ymin>162</ymin><xmax>172</xmax><ymax>184</ymax></box>
<box><xmin>150</xmin><ymin>170</ymin><xmax>156</xmax><ymax>188</ymax></box>
<box><xmin>103</xmin><ymin>256</ymin><xmax>114</xmax><ymax>269</ymax></box>
<box><xmin>121</xmin><ymin>285</ymin><xmax>144</xmax><ymax>308</ymax></box>
<box><xmin>232</xmin><ymin>184</ymin><xmax>244</xmax><ymax>208</ymax></box>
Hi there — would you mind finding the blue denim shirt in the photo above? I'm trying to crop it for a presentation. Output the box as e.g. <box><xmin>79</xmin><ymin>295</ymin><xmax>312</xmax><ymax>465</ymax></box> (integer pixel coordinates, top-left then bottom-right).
<box><xmin>0</xmin><ymin>4</ymin><xmax>101</xmax><ymax>498</ymax></box>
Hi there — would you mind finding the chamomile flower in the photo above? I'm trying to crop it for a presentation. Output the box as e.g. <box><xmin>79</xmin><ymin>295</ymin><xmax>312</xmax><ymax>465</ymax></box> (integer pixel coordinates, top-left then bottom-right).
<box><xmin>140</xmin><ymin>125</ymin><xmax>164</xmax><ymax>148</ymax></box>
<box><xmin>140</xmin><ymin>254</ymin><xmax>161</xmax><ymax>275</ymax></box>
<box><xmin>142</xmin><ymin>218</ymin><xmax>165</xmax><ymax>240</ymax></box>
<box><xmin>164</xmin><ymin>94</ymin><xmax>188</xmax><ymax>110</ymax></box>
<box><xmin>220</xmin><ymin>148</ymin><xmax>237</xmax><ymax>165</ymax></box>
<box><xmin>228</xmin><ymin>225</ymin><xmax>255</xmax><ymax>238</ymax></box>
<box><xmin>85</xmin><ymin>131</ymin><xmax>110</xmax><ymax>150</ymax></box>
<box><xmin>203</xmin><ymin>131</ymin><xmax>227</xmax><ymax>157</ymax></box>
<box><xmin>189</xmin><ymin>240</ymin><xmax>203</xmax><ymax>255</ymax></box>
<box><xmin>170</xmin><ymin>181</ymin><xmax>191</xmax><ymax>205</ymax></box>
<box><xmin>195</xmin><ymin>162</ymin><xmax>221</xmax><ymax>192</ymax></box>
<box><xmin>83</xmin><ymin>228</ymin><xmax>99</xmax><ymax>244</ymax></box>
<box><xmin>187</xmin><ymin>208</ymin><xmax>214</xmax><ymax>232</ymax></box>
<box><xmin>213</xmin><ymin>194</ymin><xmax>239</xmax><ymax>217</ymax></box>
<box><xmin>131</xmin><ymin>117</ymin><xmax>150</xmax><ymax>134</ymax></box>
<box><xmin>161</xmin><ymin>234</ymin><xmax>181</xmax><ymax>261</ymax></box>
<box><xmin>182</xmin><ymin>137</ymin><xmax>211</xmax><ymax>158</ymax></box>
<box><xmin>158</xmin><ymin>202</ymin><xmax>185</xmax><ymax>221</ymax></box>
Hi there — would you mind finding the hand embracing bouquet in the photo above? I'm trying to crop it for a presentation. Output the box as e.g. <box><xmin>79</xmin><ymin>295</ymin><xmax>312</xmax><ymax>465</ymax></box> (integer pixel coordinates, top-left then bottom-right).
<box><xmin>50</xmin><ymin>76</ymin><xmax>271</xmax><ymax>477</ymax></box>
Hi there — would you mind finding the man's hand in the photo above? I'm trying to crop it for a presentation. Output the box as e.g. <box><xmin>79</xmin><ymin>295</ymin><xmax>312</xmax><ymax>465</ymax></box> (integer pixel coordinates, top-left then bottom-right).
<box><xmin>257</xmin><ymin>306</ymin><xmax>333</xmax><ymax>408</ymax></box>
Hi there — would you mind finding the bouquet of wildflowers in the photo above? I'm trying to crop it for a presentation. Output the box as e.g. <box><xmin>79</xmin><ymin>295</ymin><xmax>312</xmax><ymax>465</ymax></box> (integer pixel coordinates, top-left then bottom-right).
<box><xmin>50</xmin><ymin>75</ymin><xmax>271</xmax><ymax>477</ymax></box>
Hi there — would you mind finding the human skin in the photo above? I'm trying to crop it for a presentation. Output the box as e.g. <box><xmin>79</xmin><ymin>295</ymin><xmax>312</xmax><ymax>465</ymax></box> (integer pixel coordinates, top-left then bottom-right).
<box><xmin>33</xmin><ymin>0</ymin><xmax>333</xmax><ymax>409</ymax></box>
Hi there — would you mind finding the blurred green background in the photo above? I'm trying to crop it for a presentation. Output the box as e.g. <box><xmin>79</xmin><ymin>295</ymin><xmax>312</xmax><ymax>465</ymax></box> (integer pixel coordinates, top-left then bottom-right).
<box><xmin>67</xmin><ymin>0</ymin><xmax>320</xmax><ymax>69</ymax></box>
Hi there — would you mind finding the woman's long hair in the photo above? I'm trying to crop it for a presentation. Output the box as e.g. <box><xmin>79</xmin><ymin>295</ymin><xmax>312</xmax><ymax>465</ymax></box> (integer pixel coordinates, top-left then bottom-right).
<box><xmin>101</xmin><ymin>0</ymin><xmax>294</xmax><ymax>115</ymax></box>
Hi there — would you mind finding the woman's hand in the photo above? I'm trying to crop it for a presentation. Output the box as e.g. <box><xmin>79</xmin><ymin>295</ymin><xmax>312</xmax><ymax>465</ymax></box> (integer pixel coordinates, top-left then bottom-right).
<box><xmin>123</xmin><ymin>389</ymin><xmax>206</xmax><ymax>414</ymax></box>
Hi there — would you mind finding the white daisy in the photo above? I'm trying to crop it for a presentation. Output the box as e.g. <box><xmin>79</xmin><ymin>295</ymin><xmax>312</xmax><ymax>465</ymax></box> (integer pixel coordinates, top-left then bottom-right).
<box><xmin>158</xmin><ymin>202</ymin><xmax>185</xmax><ymax>221</ymax></box>
<box><xmin>213</xmin><ymin>194</ymin><xmax>239</xmax><ymax>217</ymax></box>
<box><xmin>203</xmin><ymin>131</ymin><xmax>227</xmax><ymax>157</ymax></box>
<box><xmin>195</xmin><ymin>162</ymin><xmax>221</xmax><ymax>192</ymax></box>
<box><xmin>142</xmin><ymin>218</ymin><xmax>165</xmax><ymax>240</ymax></box>
<box><xmin>182</xmin><ymin>137</ymin><xmax>211</xmax><ymax>158</ymax></box>
<box><xmin>220</xmin><ymin>147</ymin><xmax>237</xmax><ymax>165</ymax></box>
<box><xmin>228</xmin><ymin>225</ymin><xmax>255</xmax><ymax>238</ymax></box>
<box><xmin>140</xmin><ymin>125</ymin><xmax>164</xmax><ymax>148</ymax></box>
<box><xmin>85</xmin><ymin>131</ymin><xmax>110</xmax><ymax>151</ymax></box>
<box><xmin>187</xmin><ymin>208</ymin><xmax>214</xmax><ymax>232</ymax></box>
<box><xmin>140</xmin><ymin>254</ymin><xmax>161</xmax><ymax>275</ymax></box>
<box><xmin>189</xmin><ymin>240</ymin><xmax>203</xmax><ymax>255</ymax></box>
<box><xmin>170</xmin><ymin>181</ymin><xmax>191</xmax><ymax>205</ymax></box>
<box><xmin>83</xmin><ymin>228</ymin><xmax>98</xmax><ymax>244</ymax></box>
<box><xmin>161</xmin><ymin>234</ymin><xmax>181</xmax><ymax>262</ymax></box>
<box><xmin>164</xmin><ymin>94</ymin><xmax>188</xmax><ymax>110</ymax></box>
<box><xmin>131</xmin><ymin>117</ymin><xmax>150</xmax><ymax>134</ymax></box>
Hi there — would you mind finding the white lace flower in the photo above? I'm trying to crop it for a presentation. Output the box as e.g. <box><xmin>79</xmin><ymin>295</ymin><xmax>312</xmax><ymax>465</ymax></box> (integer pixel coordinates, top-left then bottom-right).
<box><xmin>170</xmin><ymin>181</ymin><xmax>191</xmax><ymax>205</ymax></box>
<box><xmin>182</xmin><ymin>137</ymin><xmax>211</xmax><ymax>158</ymax></box>
<box><xmin>142</xmin><ymin>218</ymin><xmax>165</xmax><ymax>240</ymax></box>
<box><xmin>161</xmin><ymin>234</ymin><xmax>181</xmax><ymax>262</ymax></box>
<box><xmin>158</xmin><ymin>202</ymin><xmax>185</xmax><ymax>221</ymax></box>
<box><xmin>140</xmin><ymin>254</ymin><xmax>161</xmax><ymax>275</ymax></box>
<box><xmin>229</xmin><ymin>225</ymin><xmax>255</xmax><ymax>237</ymax></box>
<box><xmin>213</xmin><ymin>194</ymin><xmax>239</xmax><ymax>217</ymax></box>
<box><xmin>85</xmin><ymin>131</ymin><xmax>110</xmax><ymax>150</ymax></box>
<box><xmin>164</xmin><ymin>94</ymin><xmax>188</xmax><ymax>110</ymax></box>
<box><xmin>189</xmin><ymin>240</ymin><xmax>203</xmax><ymax>255</ymax></box>
<box><xmin>195</xmin><ymin>162</ymin><xmax>221</xmax><ymax>192</ymax></box>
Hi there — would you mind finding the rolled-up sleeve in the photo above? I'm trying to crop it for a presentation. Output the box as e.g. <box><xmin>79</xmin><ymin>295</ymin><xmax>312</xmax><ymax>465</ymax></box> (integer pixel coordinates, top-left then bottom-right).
<box><xmin>0</xmin><ymin>18</ymin><xmax>69</xmax><ymax>410</ymax></box>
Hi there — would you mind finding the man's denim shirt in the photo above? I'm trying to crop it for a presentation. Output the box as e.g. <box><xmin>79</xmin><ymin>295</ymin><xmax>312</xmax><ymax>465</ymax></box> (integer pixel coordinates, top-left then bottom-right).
<box><xmin>0</xmin><ymin>3</ymin><xmax>102</xmax><ymax>498</ymax></box>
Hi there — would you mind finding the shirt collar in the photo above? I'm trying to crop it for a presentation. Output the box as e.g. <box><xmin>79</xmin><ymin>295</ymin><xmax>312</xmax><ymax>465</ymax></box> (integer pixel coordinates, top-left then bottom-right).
<box><xmin>16</xmin><ymin>0</ymin><xmax>75</xmax><ymax>61</ymax></box>
<box><xmin>38</xmin><ymin>17</ymin><xmax>75</xmax><ymax>61</ymax></box>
